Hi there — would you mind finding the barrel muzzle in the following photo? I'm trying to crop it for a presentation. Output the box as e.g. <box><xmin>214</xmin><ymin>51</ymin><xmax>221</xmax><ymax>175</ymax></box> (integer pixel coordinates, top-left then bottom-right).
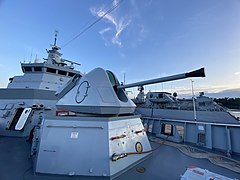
<box><xmin>185</xmin><ymin>68</ymin><xmax>205</xmax><ymax>78</ymax></box>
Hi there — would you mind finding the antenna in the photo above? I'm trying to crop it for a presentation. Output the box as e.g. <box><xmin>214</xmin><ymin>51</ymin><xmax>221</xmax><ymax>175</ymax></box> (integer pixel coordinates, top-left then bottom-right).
<box><xmin>30</xmin><ymin>48</ymin><xmax>33</xmax><ymax>62</ymax></box>
<box><xmin>61</xmin><ymin>0</ymin><xmax>123</xmax><ymax>48</ymax></box>
<box><xmin>54</xmin><ymin>30</ymin><xmax>59</xmax><ymax>46</ymax></box>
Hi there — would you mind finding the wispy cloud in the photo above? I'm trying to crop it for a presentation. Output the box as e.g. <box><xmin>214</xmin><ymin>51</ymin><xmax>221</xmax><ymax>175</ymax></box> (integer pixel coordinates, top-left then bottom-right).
<box><xmin>99</xmin><ymin>27</ymin><xmax>111</xmax><ymax>35</ymax></box>
<box><xmin>235</xmin><ymin>72</ymin><xmax>240</xmax><ymax>75</ymax></box>
<box><xmin>90</xmin><ymin>0</ymin><xmax>131</xmax><ymax>47</ymax></box>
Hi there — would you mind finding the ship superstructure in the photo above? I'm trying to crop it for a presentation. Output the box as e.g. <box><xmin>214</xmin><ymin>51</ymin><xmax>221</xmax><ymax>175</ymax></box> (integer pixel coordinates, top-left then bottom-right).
<box><xmin>0</xmin><ymin>33</ymin><xmax>82</xmax><ymax>137</ymax></box>
<box><xmin>134</xmin><ymin>91</ymin><xmax>239</xmax><ymax>124</ymax></box>
<box><xmin>8</xmin><ymin>33</ymin><xmax>81</xmax><ymax>90</ymax></box>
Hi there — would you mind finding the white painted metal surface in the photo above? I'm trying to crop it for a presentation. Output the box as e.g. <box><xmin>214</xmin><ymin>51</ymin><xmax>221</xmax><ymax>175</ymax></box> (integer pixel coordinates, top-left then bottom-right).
<box><xmin>56</xmin><ymin>68</ymin><xmax>136</xmax><ymax>115</ymax></box>
<box><xmin>181</xmin><ymin>167</ymin><xmax>235</xmax><ymax>180</ymax></box>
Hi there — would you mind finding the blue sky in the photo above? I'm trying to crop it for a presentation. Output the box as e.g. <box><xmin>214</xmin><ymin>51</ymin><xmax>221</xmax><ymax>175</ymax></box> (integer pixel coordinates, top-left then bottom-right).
<box><xmin>0</xmin><ymin>0</ymin><xmax>239</xmax><ymax>97</ymax></box>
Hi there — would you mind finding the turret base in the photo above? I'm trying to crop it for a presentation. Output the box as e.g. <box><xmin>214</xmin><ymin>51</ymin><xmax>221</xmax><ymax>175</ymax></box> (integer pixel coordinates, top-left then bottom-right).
<box><xmin>33</xmin><ymin>115</ymin><xmax>151</xmax><ymax>178</ymax></box>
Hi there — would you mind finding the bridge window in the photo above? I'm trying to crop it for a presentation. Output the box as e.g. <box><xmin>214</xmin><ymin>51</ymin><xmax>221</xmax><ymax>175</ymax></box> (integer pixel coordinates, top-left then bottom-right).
<box><xmin>34</xmin><ymin>67</ymin><xmax>42</xmax><ymax>72</ymax></box>
<box><xmin>47</xmin><ymin>68</ymin><xmax>56</xmax><ymax>74</ymax></box>
<box><xmin>68</xmin><ymin>72</ymin><xmax>75</xmax><ymax>77</ymax></box>
<box><xmin>24</xmin><ymin>67</ymin><xmax>32</xmax><ymax>72</ymax></box>
<box><xmin>58</xmin><ymin>70</ymin><xmax>67</xmax><ymax>76</ymax></box>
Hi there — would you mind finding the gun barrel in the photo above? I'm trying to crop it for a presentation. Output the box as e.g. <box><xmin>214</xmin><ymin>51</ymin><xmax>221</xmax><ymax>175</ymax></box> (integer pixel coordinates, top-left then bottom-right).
<box><xmin>63</xmin><ymin>59</ymin><xmax>81</xmax><ymax>66</ymax></box>
<box><xmin>117</xmin><ymin>67</ymin><xmax>205</xmax><ymax>89</ymax></box>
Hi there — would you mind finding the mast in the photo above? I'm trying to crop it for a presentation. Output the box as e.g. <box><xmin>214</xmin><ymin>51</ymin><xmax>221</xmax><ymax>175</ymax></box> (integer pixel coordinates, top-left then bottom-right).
<box><xmin>53</xmin><ymin>30</ymin><xmax>58</xmax><ymax>46</ymax></box>
<box><xmin>45</xmin><ymin>31</ymin><xmax>80</xmax><ymax>67</ymax></box>
<box><xmin>191</xmin><ymin>79</ymin><xmax>197</xmax><ymax>121</ymax></box>
<box><xmin>45</xmin><ymin>31</ymin><xmax>62</xmax><ymax>64</ymax></box>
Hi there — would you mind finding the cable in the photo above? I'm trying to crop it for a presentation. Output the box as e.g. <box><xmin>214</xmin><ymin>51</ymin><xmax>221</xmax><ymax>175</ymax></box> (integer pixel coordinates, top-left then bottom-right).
<box><xmin>61</xmin><ymin>0</ymin><xmax>124</xmax><ymax>48</ymax></box>
<box><xmin>148</xmin><ymin>136</ymin><xmax>240</xmax><ymax>173</ymax></box>
<box><xmin>62</xmin><ymin>0</ymin><xmax>114</xmax><ymax>47</ymax></box>
<box><xmin>111</xmin><ymin>135</ymin><xmax>169</xmax><ymax>161</ymax></box>
<box><xmin>127</xmin><ymin>135</ymin><xmax>169</xmax><ymax>155</ymax></box>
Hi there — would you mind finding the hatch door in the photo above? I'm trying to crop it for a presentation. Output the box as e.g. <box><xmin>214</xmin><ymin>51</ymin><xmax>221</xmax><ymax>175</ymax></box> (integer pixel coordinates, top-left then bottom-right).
<box><xmin>15</xmin><ymin>108</ymin><xmax>32</xmax><ymax>130</ymax></box>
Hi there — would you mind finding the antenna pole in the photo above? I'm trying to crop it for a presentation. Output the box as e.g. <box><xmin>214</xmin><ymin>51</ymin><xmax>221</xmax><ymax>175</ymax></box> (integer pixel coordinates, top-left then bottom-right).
<box><xmin>54</xmin><ymin>30</ymin><xmax>59</xmax><ymax>46</ymax></box>
<box><xmin>191</xmin><ymin>79</ymin><xmax>197</xmax><ymax>121</ymax></box>
<box><xmin>30</xmin><ymin>48</ymin><xmax>33</xmax><ymax>62</ymax></box>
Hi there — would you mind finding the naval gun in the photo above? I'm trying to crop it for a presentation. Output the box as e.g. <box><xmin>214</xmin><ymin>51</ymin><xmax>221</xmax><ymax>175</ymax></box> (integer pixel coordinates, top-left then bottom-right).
<box><xmin>56</xmin><ymin>67</ymin><xmax>205</xmax><ymax>115</ymax></box>
<box><xmin>33</xmin><ymin>67</ymin><xmax>206</xmax><ymax>178</ymax></box>
<box><xmin>118</xmin><ymin>67</ymin><xmax>205</xmax><ymax>89</ymax></box>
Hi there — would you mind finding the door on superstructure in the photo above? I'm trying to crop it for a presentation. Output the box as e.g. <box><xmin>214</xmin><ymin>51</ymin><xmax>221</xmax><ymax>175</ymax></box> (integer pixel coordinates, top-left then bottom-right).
<box><xmin>7</xmin><ymin>108</ymin><xmax>32</xmax><ymax>130</ymax></box>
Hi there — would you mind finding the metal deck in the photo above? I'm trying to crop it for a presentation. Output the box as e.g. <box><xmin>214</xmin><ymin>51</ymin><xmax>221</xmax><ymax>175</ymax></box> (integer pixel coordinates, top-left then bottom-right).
<box><xmin>0</xmin><ymin>136</ymin><xmax>239</xmax><ymax>180</ymax></box>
